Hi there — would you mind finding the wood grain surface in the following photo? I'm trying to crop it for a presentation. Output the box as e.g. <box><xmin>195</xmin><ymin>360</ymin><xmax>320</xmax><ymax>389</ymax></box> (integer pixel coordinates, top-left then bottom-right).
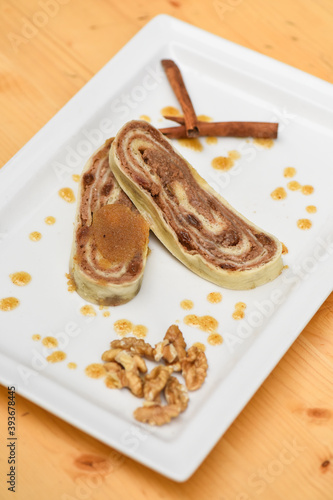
<box><xmin>0</xmin><ymin>0</ymin><xmax>333</xmax><ymax>498</ymax></box>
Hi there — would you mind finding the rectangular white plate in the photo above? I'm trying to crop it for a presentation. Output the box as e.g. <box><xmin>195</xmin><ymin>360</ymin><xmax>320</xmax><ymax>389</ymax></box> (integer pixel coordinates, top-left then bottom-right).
<box><xmin>1</xmin><ymin>15</ymin><xmax>333</xmax><ymax>482</ymax></box>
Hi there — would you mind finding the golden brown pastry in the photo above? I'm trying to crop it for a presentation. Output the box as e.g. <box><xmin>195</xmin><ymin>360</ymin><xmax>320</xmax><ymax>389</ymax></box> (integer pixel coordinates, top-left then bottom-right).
<box><xmin>70</xmin><ymin>138</ymin><xmax>149</xmax><ymax>306</ymax></box>
<box><xmin>109</xmin><ymin>121</ymin><xmax>283</xmax><ymax>290</ymax></box>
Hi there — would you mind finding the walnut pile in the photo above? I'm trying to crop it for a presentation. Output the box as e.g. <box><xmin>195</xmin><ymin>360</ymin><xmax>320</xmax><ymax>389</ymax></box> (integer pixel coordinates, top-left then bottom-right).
<box><xmin>101</xmin><ymin>324</ymin><xmax>208</xmax><ymax>426</ymax></box>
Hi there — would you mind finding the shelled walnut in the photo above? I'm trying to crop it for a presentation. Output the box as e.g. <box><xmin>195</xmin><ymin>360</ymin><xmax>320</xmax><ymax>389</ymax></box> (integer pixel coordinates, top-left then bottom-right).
<box><xmin>165</xmin><ymin>376</ymin><xmax>189</xmax><ymax>412</ymax></box>
<box><xmin>102</xmin><ymin>348</ymin><xmax>147</xmax><ymax>397</ymax></box>
<box><xmin>143</xmin><ymin>365</ymin><xmax>173</xmax><ymax>401</ymax></box>
<box><xmin>153</xmin><ymin>324</ymin><xmax>187</xmax><ymax>365</ymax></box>
<box><xmin>133</xmin><ymin>402</ymin><xmax>181</xmax><ymax>426</ymax></box>
<box><xmin>110</xmin><ymin>337</ymin><xmax>155</xmax><ymax>360</ymax></box>
<box><xmin>101</xmin><ymin>324</ymin><xmax>208</xmax><ymax>425</ymax></box>
<box><xmin>182</xmin><ymin>345</ymin><xmax>208</xmax><ymax>391</ymax></box>
<box><xmin>134</xmin><ymin>374</ymin><xmax>189</xmax><ymax>426</ymax></box>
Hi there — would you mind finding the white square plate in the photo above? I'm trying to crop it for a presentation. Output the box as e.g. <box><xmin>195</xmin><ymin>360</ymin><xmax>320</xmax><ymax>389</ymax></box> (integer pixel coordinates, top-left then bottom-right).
<box><xmin>1</xmin><ymin>15</ymin><xmax>333</xmax><ymax>481</ymax></box>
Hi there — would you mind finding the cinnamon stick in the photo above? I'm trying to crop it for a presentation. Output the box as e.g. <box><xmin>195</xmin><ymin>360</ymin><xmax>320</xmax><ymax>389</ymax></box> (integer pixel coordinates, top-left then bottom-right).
<box><xmin>161</xmin><ymin>59</ymin><xmax>199</xmax><ymax>138</ymax></box>
<box><xmin>160</xmin><ymin>118</ymin><xmax>278</xmax><ymax>139</ymax></box>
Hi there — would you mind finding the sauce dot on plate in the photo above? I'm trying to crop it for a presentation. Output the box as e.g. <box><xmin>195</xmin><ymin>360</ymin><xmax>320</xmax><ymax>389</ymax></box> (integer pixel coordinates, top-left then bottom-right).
<box><xmin>80</xmin><ymin>305</ymin><xmax>96</xmax><ymax>317</ymax></box>
<box><xmin>184</xmin><ymin>314</ymin><xmax>218</xmax><ymax>332</ymax></box>
<box><xmin>58</xmin><ymin>187</ymin><xmax>75</xmax><ymax>203</ymax></box>
<box><xmin>85</xmin><ymin>363</ymin><xmax>106</xmax><ymax>378</ymax></box>
<box><xmin>271</xmin><ymin>187</ymin><xmax>287</xmax><ymax>200</ymax></box>
<box><xmin>253</xmin><ymin>138</ymin><xmax>274</xmax><ymax>148</ymax></box>
<box><xmin>232</xmin><ymin>302</ymin><xmax>247</xmax><ymax>320</ymax></box>
<box><xmin>67</xmin><ymin>362</ymin><xmax>77</xmax><ymax>370</ymax></box>
<box><xmin>232</xmin><ymin>309</ymin><xmax>245</xmax><ymax>320</ymax></box>
<box><xmin>177</xmin><ymin>138</ymin><xmax>203</xmax><ymax>152</ymax></box>
<box><xmin>180</xmin><ymin>299</ymin><xmax>194</xmax><ymax>310</ymax></box>
<box><xmin>211</xmin><ymin>156</ymin><xmax>231</xmax><ymax>171</ymax></box>
<box><xmin>32</xmin><ymin>334</ymin><xmax>41</xmax><ymax>341</ymax></box>
<box><xmin>72</xmin><ymin>174</ymin><xmax>80</xmax><ymax>182</ymax></box>
<box><xmin>207</xmin><ymin>292</ymin><xmax>222</xmax><ymax>304</ymax></box>
<box><xmin>208</xmin><ymin>333</ymin><xmax>223</xmax><ymax>345</ymax></box>
<box><xmin>198</xmin><ymin>315</ymin><xmax>218</xmax><ymax>333</ymax></box>
<box><xmin>46</xmin><ymin>351</ymin><xmax>66</xmax><ymax>363</ymax></box>
<box><xmin>45</xmin><ymin>216</ymin><xmax>56</xmax><ymax>225</ymax></box>
<box><xmin>197</xmin><ymin>115</ymin><xmax>213</xmax><ymax>122</ymax></box>
<box><xmin>306</xmin><ymin>205</ymin><xmax>317</xmax><ymax>214</ymax></box>
<box><xmin>211</xmin><ymin>151</ymin><xmax>240</xmax><ymax>171</ymax></box>
<box><xmin>103</xmin><ymin>311</ymin><xmax>111</xmax><ymax>318</ymax></box>
<box><xmin>10</xmin><ymin>271</ymin><xmax>31</xmax><ymax>286</ymax></box>
<box><xmin>42</xmin><ymin>336</ymin><xmax>58</xmax><ymax>349</ymax></box>
<box><xmin>205</xmin><ymin>136</ymin><xmax>218</xmax><ymax>145</ymax></box>
<box><xmin>139</xmin><ymin>115</ymin><xmax>151</xmax><ymax>123</ymax></box>
<box><xmin>301</xmin><ymin>185</ymin><xmax>314</xmax><ymax>195</ymax></box>
<box><xmin>114</xmin><ymin>319</ymin><xmax>133</xmax><ymax>336</ymax></box>
<box><xmin>132</xmin><ymin>324</ymin><xmax>148</xmax><ymax>338</ymax></box>
<box><xmin>287</xmin><ymin>181</ymin><xmax>301</xmax><ymax>191</ymax></box>
<box><xmin>161</xmin><ymin>106</ymin><xmax>181</xmax><ymax>117</ymax></box>
<box><xmin>29</xmin><ymin>231</ymin><xmax>42</xmax><ymax>242</ymax></box>
<box><xmin>0</xmin><ymin>297</ymin><xmax>20</xmax><ymax>311</ymax></box>
<box><xmin>297</xmin><ymin>218</ymin><xmax>312</xmax><ymax>230</ymax></box>
<box><xmin>184</xmin><ymin>314</ymin><xmax>199</xmax><ymax>327</ymax></box>
<box><xmin>229</xmin><ymin>150</ymin><xmax>241</xmax><ymax>161</ymax></box>
<box><xmin>283</xmin><ymin>167</ymin><xmax>296</xmax><ymax>178</ymax></box>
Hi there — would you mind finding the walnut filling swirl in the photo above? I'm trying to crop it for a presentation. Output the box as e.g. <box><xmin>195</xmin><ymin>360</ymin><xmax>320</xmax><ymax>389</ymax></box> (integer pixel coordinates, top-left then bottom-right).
<box><xmin>113</xmin><ymin>122</ymin><xmax>278</xmax><ymax>272</ymax></box>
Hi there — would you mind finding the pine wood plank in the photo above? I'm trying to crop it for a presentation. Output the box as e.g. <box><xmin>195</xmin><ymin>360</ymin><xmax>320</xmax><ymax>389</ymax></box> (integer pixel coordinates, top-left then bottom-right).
<box><xmin>0</xmin><ymin>1</ymin><xmax>332</xmax><ymax>499</ymax></box>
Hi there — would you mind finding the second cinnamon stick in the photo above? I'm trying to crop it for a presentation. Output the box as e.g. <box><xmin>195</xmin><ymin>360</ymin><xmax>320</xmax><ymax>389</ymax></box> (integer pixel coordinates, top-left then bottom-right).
<box><xmin>160</xmin><ymin>120</ymin><xmax>278</xmax><ymax>139</ymax></box>
<box><xmin>161</xmin><ymin>59</ymin><xmax>199</xmax><ymax>138</ymax></box>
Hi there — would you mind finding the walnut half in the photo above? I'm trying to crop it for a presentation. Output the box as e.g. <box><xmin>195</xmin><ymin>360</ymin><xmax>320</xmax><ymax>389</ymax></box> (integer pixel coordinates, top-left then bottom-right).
<box><xmin>182</xmin><ymin>345</ymin><xmax>208</xmax><ymax>391</ymax></box>
<box><xmin>134</xmin><ymin>403</ymin><xmax>181</xmax><ymax>426</ymax></box>
<box><xmin>165</xmin><ymin>376</ymin><xmax>189</xmax><ymax>412</ymax></box>
<box><xmin>109</xmin><ymin>337</ymin><xmax>155</xmax><ymax>360</ymax></box>
<box><xmin>103</xmin><ymin>348</ymin><xmax>148</xmax><ymax>398</ymax></box>
<box><xmin>134</xmin><ymin>376</ymin><xmax>189</xmax><ymax>426</ymax></box>
<box><xmin>153</xmin><ymin>324</ymin><xmax>187</xmax><ymax>369</ymax></box>
<box><xmin>143</xmin><ymin>365</ymin><xmax>173</xmax><ymax>402</ymax></box>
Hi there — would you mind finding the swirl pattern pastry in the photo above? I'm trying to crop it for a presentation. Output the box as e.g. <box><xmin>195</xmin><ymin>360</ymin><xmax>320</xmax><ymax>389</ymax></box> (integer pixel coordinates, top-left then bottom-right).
<box><xmin>70</xmin><ymin>138</ymin><xmax>149</xmax><ymax>306</ymax></box>
<box><xmin>110</xmin><ymin>121</ymin><xmax>283</xmax><ymax>290</ymax></box>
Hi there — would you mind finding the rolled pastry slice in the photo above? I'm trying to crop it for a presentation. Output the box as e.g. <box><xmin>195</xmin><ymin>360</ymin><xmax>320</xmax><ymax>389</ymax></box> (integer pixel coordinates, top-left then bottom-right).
<box><xmin>70</xmin><ymin>138</ymin><xmax>150</xmax><ymax>306</ymax></box>
<box><xmin>110</xmin><ymin>121</ymin><xmax>283</xmax><ymax>290</ymax></box>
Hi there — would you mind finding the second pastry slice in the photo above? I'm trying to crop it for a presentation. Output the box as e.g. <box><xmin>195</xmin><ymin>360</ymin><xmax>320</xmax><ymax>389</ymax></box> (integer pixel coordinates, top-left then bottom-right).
<box><xmin>70</xmin><ymin>138</ymin><xmax>149</xmax><ymax>306</ymax></box>
<box><xmin>109</xmin><ymin>120</ymin><xmax>283</xmax><ymax>290</ymax></box>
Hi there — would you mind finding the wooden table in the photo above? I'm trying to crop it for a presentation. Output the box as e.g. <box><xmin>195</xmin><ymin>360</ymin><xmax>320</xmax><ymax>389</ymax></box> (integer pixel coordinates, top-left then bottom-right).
<box><xmin>1</xmin><ymin>1</ymin><xmax>333</xmax><ymax>498</ymax></box>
